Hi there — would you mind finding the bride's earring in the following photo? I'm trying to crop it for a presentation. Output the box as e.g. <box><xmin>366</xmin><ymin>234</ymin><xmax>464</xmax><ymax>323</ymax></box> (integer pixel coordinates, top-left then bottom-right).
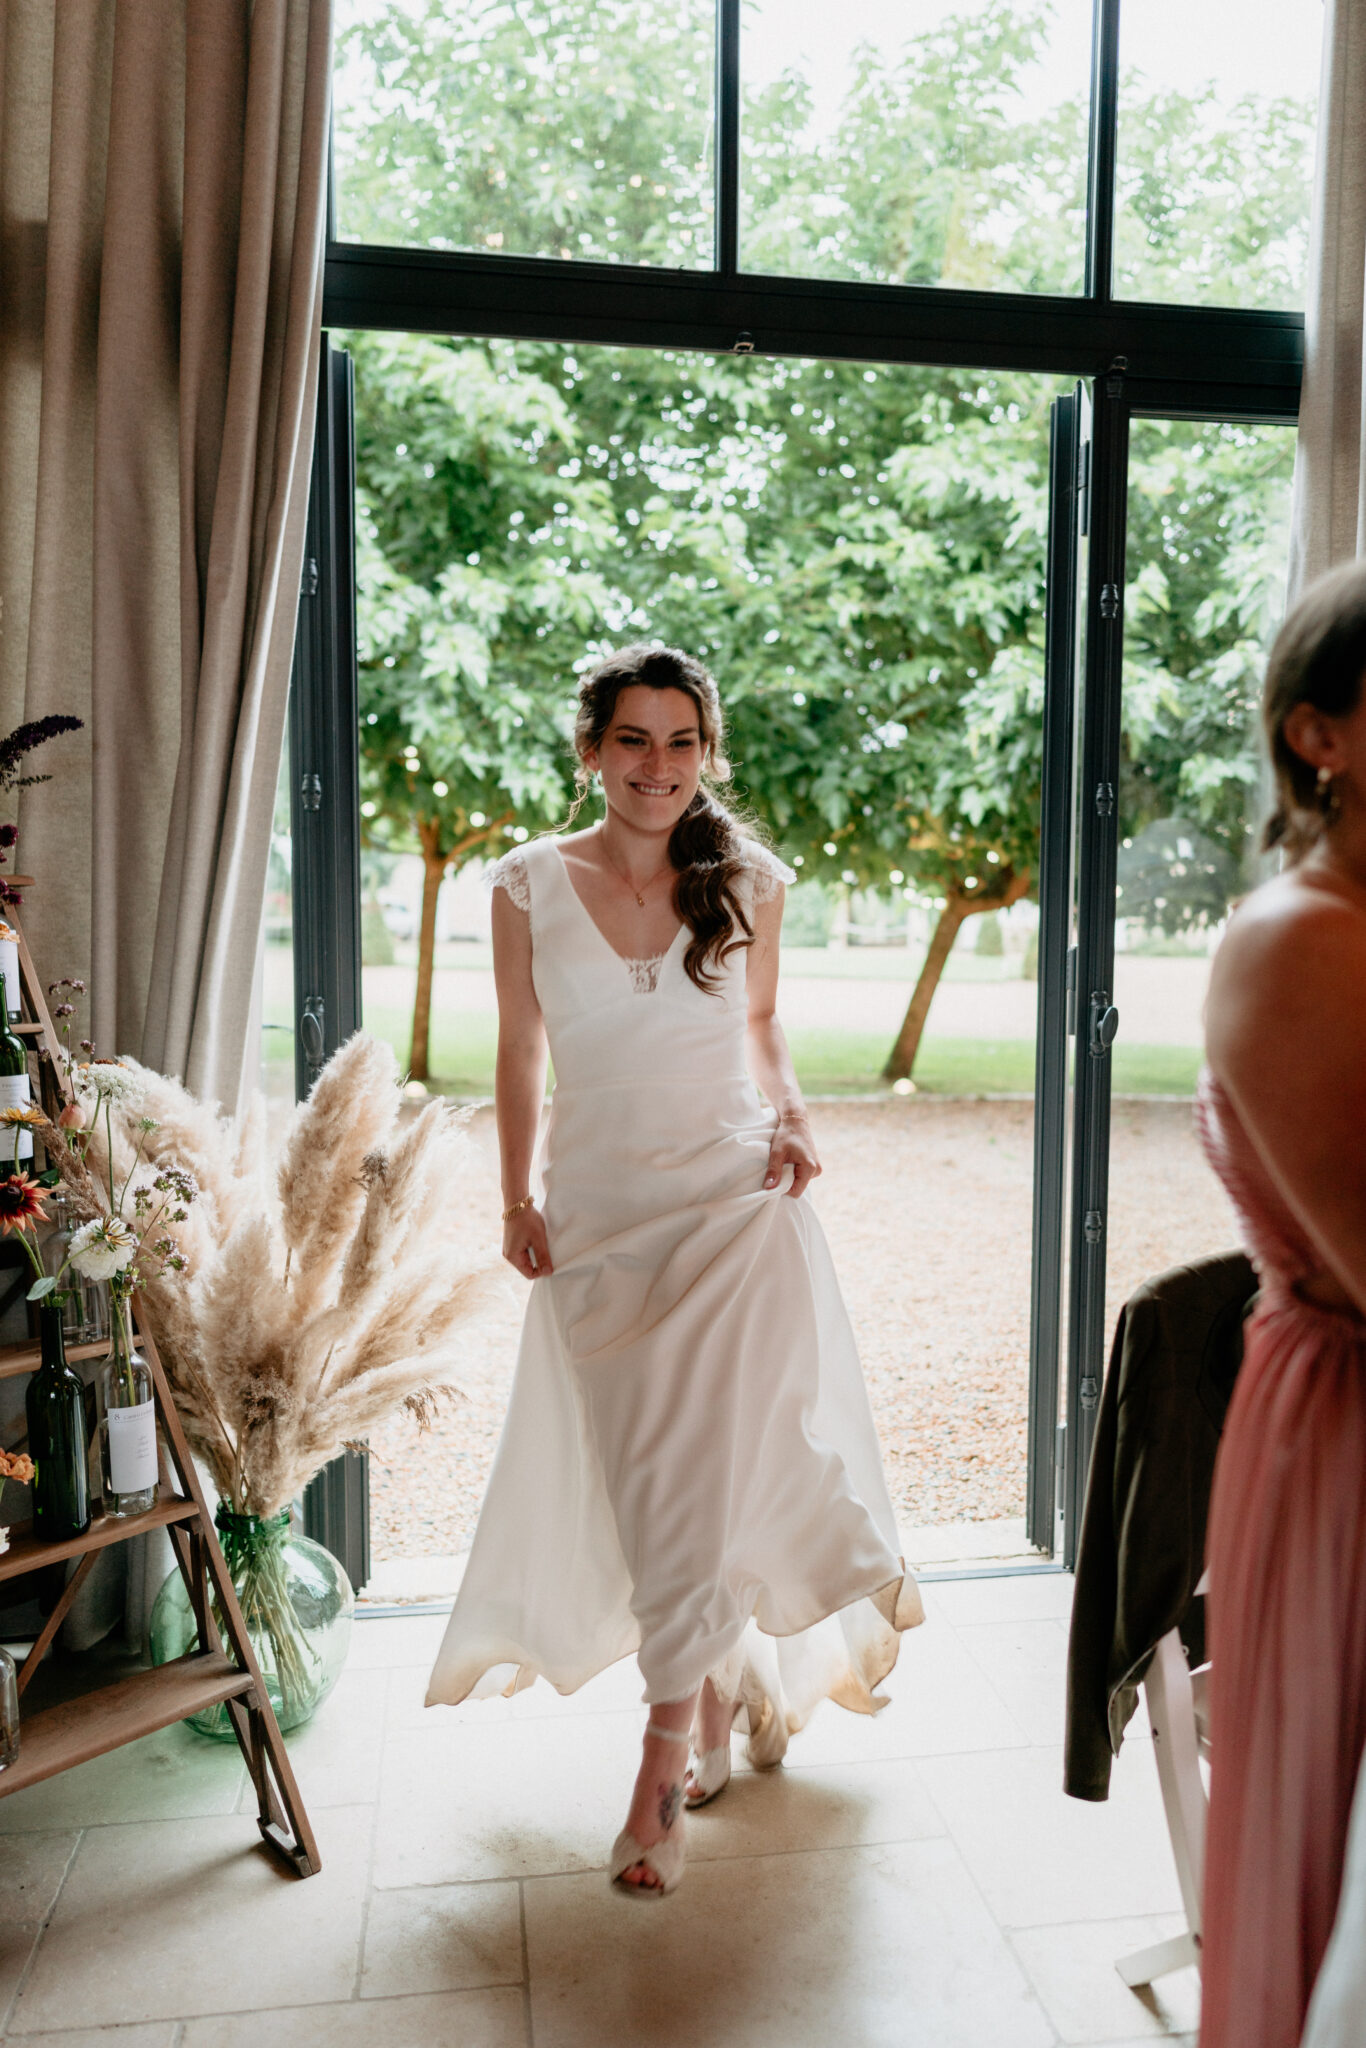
<box><xmin>1318</xmin><ymin>764</ymin><xmax>1341</xmax><ymax>823</ymax></box>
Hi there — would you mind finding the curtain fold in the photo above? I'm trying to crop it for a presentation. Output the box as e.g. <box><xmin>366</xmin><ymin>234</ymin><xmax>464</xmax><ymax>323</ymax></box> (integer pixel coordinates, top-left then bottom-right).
<box><xmin>0</xmin><ymin>0</ymin><xmax>331</xmax><ymax>1112</ymax></box>
<box><xmin>0</xmin><ymin>0</ymin><xmax>331</xmax><ymax>1650</ymax></box>
<box><xmin>1288</xmin><ymin>0</ymin><xmax>1366</xmax><ymax>597</ymax></box>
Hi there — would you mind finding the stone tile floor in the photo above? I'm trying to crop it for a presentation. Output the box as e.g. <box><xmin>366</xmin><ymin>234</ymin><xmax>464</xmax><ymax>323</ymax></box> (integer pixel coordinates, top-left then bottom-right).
<box><xmin>0</xmin><ymin>1573</ymin><xmax>1200</xmax><ymax>2047</ymax></box>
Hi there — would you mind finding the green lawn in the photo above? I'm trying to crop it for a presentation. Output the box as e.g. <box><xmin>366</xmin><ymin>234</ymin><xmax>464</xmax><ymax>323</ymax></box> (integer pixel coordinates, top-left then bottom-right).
<box><xmin>359</xmin><ymin>1003</ymin><xmax>1202</xmax><ymax>1102</ymax></box>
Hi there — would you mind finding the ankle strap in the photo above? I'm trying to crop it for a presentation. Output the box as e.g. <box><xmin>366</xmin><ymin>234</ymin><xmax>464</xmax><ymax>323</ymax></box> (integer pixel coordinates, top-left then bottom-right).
<box><xmin>645</xmin><ymin>1720</ymin><xmax>691</xmax><ymax>1743</ymax></box>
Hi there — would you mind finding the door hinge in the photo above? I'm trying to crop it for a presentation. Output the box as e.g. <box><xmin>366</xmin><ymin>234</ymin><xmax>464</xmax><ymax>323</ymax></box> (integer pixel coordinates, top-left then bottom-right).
<box><xmin>1099</xmin><ymin>583</ymin><xmax>1120</xmax><ymax>620</ymax></box>
<box><xmin>300</xmin><ymin>772</ymin><xmax>322</xmax><ymax>813</ymax></box>
<box><xmin>1080</xmin><ymin>1371</ymin><xmax>1101</xmax><ymax>1411</ymax></box>
<box><xmin>1065</xmin><ymin>944</ymin><xmax>1078</xmax><ymax>1036</ymax></box>
<box><xmin>1095</xmin><ymin>781</ymin><xmax>1115</xmax><ymax>817</ymax></box>
<box><xmin>1105</xmin><ymin>354</ymin><xmax>1128</xmax><ymax>399</ymax></box>
<box><xmin>1084</xmin><ymin>1207</ymin><xmax>1104</xmax><ymax>1245</ymax></box>
<box><xmin>732</xmin><ymin>331</ymin><xmax>755</xmax><ymax>354</ymax></box>
<box><xmin>301</xmin><ymin>556</ymin><xmax>319</xmax><ymax>599</ymax></box>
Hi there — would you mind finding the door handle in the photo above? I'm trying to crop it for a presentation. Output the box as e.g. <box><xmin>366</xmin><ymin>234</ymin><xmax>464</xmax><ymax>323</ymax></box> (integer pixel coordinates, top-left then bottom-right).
<box><xmin>1088</xmin><ymin>992</ymin><xmax>1119</xmax><ymax>1057</ymax></box>
<box><xmin>300</xmin><ymin>998</ymin><xmax>326</xmax><ymax>1077</ymax></box>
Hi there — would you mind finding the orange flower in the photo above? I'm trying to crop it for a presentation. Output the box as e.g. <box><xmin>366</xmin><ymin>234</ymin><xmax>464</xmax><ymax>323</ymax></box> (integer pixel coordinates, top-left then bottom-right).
<box><xmin>0</xmin><ymin>1171</ymin><xmax>47</xmax><ymax>1233</ymax></box>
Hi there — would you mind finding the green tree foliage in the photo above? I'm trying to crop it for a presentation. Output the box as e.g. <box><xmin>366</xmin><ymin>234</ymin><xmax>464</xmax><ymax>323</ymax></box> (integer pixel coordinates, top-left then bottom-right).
<box><xmin>353</xmin><ymin>333</ymin><xmax>611</xmax><ymax>1076</ymax></box>
<box><xmin>335</xmin><ymin>0</ymin><xmax>715</xmax><ymax>267</ymax></box>
<box><xmin>336</xmin><ymin>0</ymin><xmax>1311</xmax><ymax>1083</ymax></box>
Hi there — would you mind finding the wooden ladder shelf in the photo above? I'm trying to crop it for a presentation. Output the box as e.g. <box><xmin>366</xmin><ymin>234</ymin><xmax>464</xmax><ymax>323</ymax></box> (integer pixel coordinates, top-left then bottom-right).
<box><xmin>0</xmin><ymin>893</ymin><xmax>319</xmax><ymax>1876</ymax></box>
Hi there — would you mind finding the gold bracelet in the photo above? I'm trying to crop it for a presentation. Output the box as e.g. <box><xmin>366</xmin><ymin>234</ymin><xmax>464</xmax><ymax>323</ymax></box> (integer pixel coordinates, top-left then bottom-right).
<box><xmin>502</xmin><ymin>1194</ymin><xmax>535</xmax><ymax>1222</ymax></box>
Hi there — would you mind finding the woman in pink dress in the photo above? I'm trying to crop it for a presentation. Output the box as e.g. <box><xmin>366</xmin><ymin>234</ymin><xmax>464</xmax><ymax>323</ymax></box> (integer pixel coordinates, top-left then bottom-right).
<box><xmin>1199</xmin><ymin>557</ymin><xmax>1366</xmax><ymax>2046</ymax></box>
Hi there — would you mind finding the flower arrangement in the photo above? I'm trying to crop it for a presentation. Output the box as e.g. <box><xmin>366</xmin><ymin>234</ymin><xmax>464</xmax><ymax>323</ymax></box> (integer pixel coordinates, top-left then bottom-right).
<box><xmin>0</xmin><ymin>715</ymin><xmax>84</xmax><ymax>908</ymax></box>
<box><xmin>3</xmin><ymin>1060</ymin><xmax>191</xmax><ymax>1423</ymax></box>
<box><xmin>0</xmin><ymin>1433</ymin><xmax>35</xmax><ymax>1552</ymax></box>
<box><xmin>47</xmin><ymin>1032</ymin><xmax>497</xmax><ymax>1519</ymax></box>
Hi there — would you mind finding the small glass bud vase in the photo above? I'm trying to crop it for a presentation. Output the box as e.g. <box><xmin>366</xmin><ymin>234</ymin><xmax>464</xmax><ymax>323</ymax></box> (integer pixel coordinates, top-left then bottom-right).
<box><xmin>99</xmin><ymin>1301</ymin><xmax>157</xmax><ymax>1520</ymax></box>
<box><xmin>0</xmin><ymin>1644</ymin><xmax>18</xmax><ymax>1770</ymax></box>
<box><xmin>43</xmin><ymin>1193</ymin><xmax>109</xmax><ymax>1345</ymax></box>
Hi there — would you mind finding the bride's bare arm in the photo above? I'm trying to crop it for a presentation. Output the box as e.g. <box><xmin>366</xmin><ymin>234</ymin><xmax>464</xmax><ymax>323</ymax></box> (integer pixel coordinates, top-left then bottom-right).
<box><xmin>745</xmin><ymin>887</ymin><xmax>821</xmax><ymax>1198</ymax></box>
<box><xmin>491</xmin><ymin>885</ymin><xmax>553</xmax><ymax>1277</ymax></box>
<box><xmin>1206</xmin><ymin>878</ymin><xmax>1366</xmax><ymax>1316</ymax></box>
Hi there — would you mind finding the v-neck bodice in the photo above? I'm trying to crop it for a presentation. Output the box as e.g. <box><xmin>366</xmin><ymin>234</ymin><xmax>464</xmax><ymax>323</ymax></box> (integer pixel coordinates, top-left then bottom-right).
<box><xmin>550</xmin><ymin>842</ymin><xmax>684</xmax><ymax>993</ymax></box>
<box><xmin>485</xmin><ymin>835</ymin><xmax>793</xmax><ymax>1094</ymax></box>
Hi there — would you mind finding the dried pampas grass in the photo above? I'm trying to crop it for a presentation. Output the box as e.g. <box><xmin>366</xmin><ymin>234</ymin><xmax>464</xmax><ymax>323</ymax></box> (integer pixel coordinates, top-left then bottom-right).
<box><xmin>83</xmin><ymin>1036</ymin><xmax>502</xmax><ymax>1518</ymax></box>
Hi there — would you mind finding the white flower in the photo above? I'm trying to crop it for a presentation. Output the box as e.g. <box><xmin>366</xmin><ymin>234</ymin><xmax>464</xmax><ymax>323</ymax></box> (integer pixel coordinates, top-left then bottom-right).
<box><xmin>68</xmin><ymin>1215</ymin><xmax>138</xmax><ymax>1281</ymax></box>
<box><xmin>75</xmin><ymin>1061</ymin><xmax>140</xmax><ymax>1108</ymax></box>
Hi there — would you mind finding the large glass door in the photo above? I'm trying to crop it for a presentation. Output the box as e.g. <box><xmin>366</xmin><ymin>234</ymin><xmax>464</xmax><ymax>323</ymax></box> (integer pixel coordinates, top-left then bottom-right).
<box><xmin>1057</xmin><ymin>379</ymin><xmax>1299</xmax><ymax>1561</ymax></box>
<box><xmin>1026</xmin><ymin>380</ymin><xmax>1089</xmax><ymax>1554</ymax></box>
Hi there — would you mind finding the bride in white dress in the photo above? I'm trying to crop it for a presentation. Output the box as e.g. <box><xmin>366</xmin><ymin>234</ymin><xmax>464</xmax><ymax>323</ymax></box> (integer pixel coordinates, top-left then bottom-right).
<box><xmin>427</xmin><ymin>644</ymin><xmax>923</xmax><ymax>1895</ymax></box>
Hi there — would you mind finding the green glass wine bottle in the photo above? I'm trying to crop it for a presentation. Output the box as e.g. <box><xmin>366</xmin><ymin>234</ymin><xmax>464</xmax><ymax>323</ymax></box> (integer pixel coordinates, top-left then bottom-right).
<box><xmin>26</xmin><ymin>1302</ymin><xmax>91</xmax><ymax>1540</ymax></box>
<box><xmin>0</xmin><ymin>993</ymin><xmax>32</xmax><ymax>1164</ymax></box>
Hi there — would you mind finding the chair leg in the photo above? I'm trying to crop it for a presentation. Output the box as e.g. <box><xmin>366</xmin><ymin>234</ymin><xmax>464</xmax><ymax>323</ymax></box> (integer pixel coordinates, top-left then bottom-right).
<box><xmin>1117</xmin><ymin>1928</ymin><xmax>1200</xmax><ymax>1988</ymax></box>
<box><xmin>1115</xmin><ymin>1627</ymin><xmax>1208</xmax><ymax>1989</ymax></box>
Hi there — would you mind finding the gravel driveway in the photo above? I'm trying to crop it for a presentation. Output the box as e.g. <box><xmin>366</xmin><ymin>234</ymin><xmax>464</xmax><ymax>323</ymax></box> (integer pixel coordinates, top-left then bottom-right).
<box><xmin>368</xmin><ymin>1095</ymin><xmax>1239</xmax><ymax>1560</ymax></box>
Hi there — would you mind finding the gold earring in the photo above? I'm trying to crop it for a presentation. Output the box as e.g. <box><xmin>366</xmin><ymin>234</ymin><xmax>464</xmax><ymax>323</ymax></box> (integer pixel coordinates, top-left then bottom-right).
<box><xmin>1317</xmin><ymin>764</ymin><xmax>1341</xmax><ymax>822</ymax></box>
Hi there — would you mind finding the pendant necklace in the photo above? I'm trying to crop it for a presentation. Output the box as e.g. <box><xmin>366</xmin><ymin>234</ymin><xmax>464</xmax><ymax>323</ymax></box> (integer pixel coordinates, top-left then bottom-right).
<box><xmin>600</xmin><ymin>834</ymin><xmax>672</xmax><ymax>907</ymax></box>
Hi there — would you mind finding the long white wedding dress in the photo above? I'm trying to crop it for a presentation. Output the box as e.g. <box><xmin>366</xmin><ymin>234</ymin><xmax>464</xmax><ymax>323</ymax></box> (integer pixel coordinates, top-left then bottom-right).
<box><xmin>427</xmin><ymin>836</ymin><xmax>923</xmax><ymax>1739</ymax></box>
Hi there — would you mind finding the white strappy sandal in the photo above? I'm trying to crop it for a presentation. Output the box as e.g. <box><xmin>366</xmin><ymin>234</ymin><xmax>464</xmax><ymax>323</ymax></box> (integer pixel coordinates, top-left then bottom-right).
<box><xmin>684</xmin><ymin>1741</ymin><xmax>732</xmax><ymax>1809</ymax></box>
<box><xmin>610</xmin><ymin>1721</ymin><xmax>689</xmax><ymax>1899</ymax></box>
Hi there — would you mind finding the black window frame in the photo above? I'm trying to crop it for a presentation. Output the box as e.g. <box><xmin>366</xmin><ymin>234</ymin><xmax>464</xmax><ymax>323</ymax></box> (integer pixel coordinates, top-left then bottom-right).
<box><xmin>311</xmin><ymin>0</ymin><xmax>1309</xmax><ymax>1570</ymax></box>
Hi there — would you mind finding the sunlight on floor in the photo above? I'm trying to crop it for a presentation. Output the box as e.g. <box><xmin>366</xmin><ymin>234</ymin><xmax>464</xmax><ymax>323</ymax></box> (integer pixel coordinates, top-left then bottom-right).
<box><xmin>0</xmin><ymin>1575</ymin><xmax>1199</xmax><ymax>2048</ymax></box>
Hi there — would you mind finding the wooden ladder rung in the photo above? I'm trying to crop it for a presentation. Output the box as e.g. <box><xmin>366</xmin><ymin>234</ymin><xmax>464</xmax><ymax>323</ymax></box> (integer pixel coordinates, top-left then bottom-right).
<box><xmin>0</xmin><ymin>1652</ymin><xmax>253</xmax><ymax>1796</ymax></box>
<box><xmin>0</xmin><ymin>1337</ymin><xmax>110</xmax><ymax>1383</ymax></box>
<box><xmin>0</xmin><ymin>1494</ymin><xmax>200</xmax><ymax>1583</ymax></box>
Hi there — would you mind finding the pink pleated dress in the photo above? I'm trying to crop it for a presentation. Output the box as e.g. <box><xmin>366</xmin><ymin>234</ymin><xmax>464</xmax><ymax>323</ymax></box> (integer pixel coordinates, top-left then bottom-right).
<box><xmin>1196</xmin><ymin>1072</ymin><xmax>1366</xmax><ymax>2048</ymax></box>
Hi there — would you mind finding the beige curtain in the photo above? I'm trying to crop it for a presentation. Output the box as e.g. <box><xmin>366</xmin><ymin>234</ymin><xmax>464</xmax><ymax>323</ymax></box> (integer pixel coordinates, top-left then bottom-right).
<box><xmin>0</xmin><ymin>0</ymin><xmax>331</xmax><ymax>1113</ymax></box>
<box><xmin>1288</xmin><ymin>0</ymin><xmax>1366</xmax><ymax>596</ymax></box>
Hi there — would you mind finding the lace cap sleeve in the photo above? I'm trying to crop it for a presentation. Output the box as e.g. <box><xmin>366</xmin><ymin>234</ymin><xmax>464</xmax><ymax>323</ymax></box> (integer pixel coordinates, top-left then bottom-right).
<box><xmin>484</xmin><ymin>849</ymin><xmax>531</xmax><ymax>915</ymax></box>
<box><xmin>745</xmin><ymin>842</ymin><xmax>797</xmax><ymax>905</ymax></box>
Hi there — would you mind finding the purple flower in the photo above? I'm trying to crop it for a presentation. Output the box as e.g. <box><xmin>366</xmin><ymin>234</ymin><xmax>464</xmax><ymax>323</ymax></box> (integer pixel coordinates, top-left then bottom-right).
<box><xmin>0</xmin><ymin>825</ymin><xmax>18</xmax><ymax>850</ymax></box>
<box><xmin>0</xmin><ymin>716</ymin><xmax>83</xmax><ymax>794</ymax></box>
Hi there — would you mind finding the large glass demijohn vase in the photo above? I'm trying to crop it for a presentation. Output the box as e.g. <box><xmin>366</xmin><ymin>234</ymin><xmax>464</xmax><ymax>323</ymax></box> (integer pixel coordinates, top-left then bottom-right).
<box><xmin>150</xmin><ymin>1504</ymin><xmax>354</xmax><ymax>1739</ymax></box>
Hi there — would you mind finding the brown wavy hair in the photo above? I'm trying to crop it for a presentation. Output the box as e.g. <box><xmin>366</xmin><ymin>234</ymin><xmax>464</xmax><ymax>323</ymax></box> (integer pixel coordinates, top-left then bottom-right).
<box><xmin>1263</xmin><ymin>559</ymin><xmax>1366</xmax><ymax>862</ymax></box>
<box><xmin>567</xmin><ymin>644</ymin><xmax>757</xmax><ymax>993</ymax></box>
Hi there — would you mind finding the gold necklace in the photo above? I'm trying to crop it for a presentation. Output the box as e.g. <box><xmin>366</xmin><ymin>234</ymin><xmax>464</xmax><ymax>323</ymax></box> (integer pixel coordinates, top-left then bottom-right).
<box><xmin>599</xmin><ymin>834</ymin><xmax>673</xmax><ymax>908</ymax></box>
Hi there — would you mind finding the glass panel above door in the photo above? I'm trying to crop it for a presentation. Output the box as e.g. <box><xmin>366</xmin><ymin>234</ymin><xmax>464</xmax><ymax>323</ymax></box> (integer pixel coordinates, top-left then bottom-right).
<box><xmin>333</xmin><ymin>0</ymin><xmax>717</xmax><ymax>268</ymax></box>
<box><xmin>739</xmin><ymin>0</ymin><xmax>1092</xmax><ymax>294</ymax></box>
<box><xmin>1114</xmin><ymin>0</ymin><xmax>1322</xmax><ymax>309</ymax></box>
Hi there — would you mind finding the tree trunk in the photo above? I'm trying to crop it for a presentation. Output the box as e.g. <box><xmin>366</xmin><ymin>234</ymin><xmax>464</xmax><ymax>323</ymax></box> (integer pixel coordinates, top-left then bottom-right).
<box><xmin>410</xmin><ymin>821</ymin><xmax>447</xmax><ymax>1085</ymax></box>
<box><xmin>882</xmin><ymin>867</ymin><xmax>1034</xmax><ymax>1083</ymax></box>
<box><xmin>882</xmin><ymin>891</ymin><xmax>973</xmax><ymax>1082</ymax></box>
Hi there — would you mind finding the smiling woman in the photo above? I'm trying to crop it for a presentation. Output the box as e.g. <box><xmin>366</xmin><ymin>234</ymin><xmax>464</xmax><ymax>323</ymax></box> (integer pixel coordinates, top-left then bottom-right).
<box><xmin>426</xmin><ymin>640</ymin><xmax>923</xmax><ymax>1898</ymax></box>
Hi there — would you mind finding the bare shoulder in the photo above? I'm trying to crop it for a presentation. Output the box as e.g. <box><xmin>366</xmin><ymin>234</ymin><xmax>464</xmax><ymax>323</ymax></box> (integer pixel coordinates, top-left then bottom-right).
<box><xmin>1207</xmin><ymin>871</ymin><xmax>1366</xmax><ymax>1070</ymax></box>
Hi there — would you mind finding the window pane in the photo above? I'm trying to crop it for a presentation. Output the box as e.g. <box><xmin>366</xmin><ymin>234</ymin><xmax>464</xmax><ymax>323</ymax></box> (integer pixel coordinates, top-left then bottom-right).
<box><xmin>334</xmin><ymin>0</ymin><xmax>716</xmax><ymax>268</ymax></box>
<box><xmin>1104</xmin><ymin>418</ymin><xmax>1297</xmax><ymax>1337</ymax></box>
<box><xmin>1115</xmin><ymin>0</ymin><xmax>1322</xmax><ymax>308</ymax></box>
<box><xmin>258</xmin><ymin>730</ymin><xmax>297</xmax><ymax>1122</ymax></box>
<box><xmin>740</xmin><ymin>0</ymin><xmax>1092</xmax><ymax>294</ymax></box>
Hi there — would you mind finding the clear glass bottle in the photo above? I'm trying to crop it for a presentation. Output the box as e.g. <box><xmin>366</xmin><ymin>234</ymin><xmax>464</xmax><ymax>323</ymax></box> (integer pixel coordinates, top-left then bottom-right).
<box><xmin>100</xmin><ymin>1300</ymin><xmax>157</xmax><ymax>1519</ymax></box>
<box><xmin>0</xmin><ymin>1644</ymin><xmax>18</xmax><ymax>1770</ymax></box>
<box><xmin>0</xmin><ymin>993</ymin><xmax>32</xmax><ymax>1164</ymax></box>
<box><xmin>43</xmin><ymin>1193</ymin><xmax>109</xmax><ymax>1345</ymax></box>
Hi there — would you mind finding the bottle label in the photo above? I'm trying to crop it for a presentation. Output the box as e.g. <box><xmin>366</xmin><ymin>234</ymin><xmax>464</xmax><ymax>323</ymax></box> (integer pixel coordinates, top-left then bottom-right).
<box><xmin>107</xmin><ymin>1400</ymin><xmax>158</xmax><ymax>1496</ymax></box>
<box><xmin>0</xmin><ymin>940</ymin><xmax>18</xmax><ymax>1019</ymax></box>
<box><xmin>0</xmin><ymin>1073</ymin><xmax>33</xmax><ymax>1161</ymax></box>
